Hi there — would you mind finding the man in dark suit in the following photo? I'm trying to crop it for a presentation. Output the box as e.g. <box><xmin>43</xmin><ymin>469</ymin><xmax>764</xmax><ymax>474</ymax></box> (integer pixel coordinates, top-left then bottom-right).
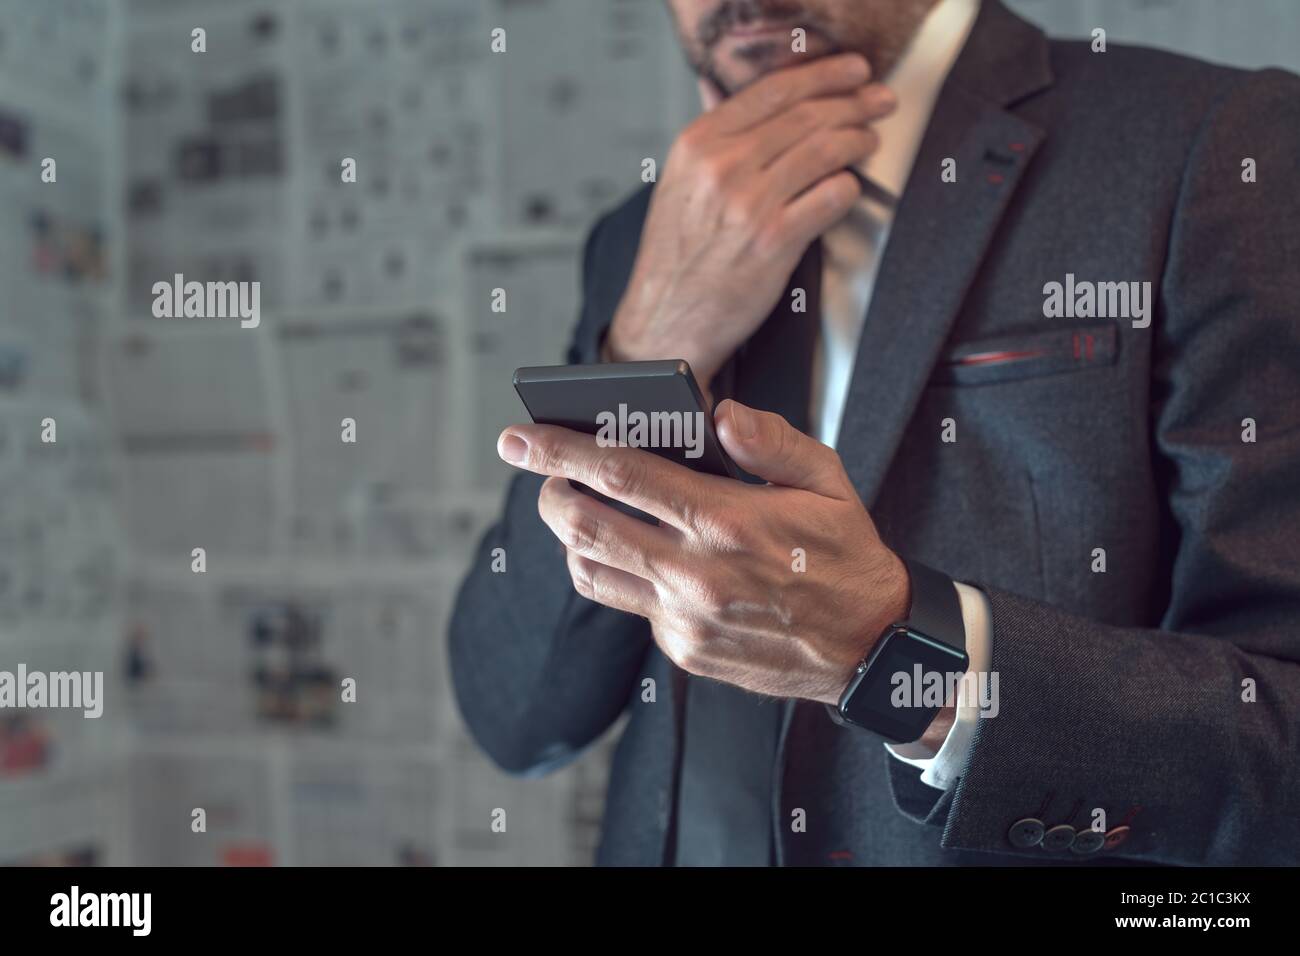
<box><xmin>449</xmin><ymin>0</ymin><xmax>1300</xmax><ymax>865</ymax></box>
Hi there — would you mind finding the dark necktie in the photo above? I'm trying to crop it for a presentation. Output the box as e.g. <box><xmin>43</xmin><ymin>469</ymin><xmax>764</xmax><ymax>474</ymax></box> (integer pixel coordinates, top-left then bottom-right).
<box><xmin>671</xmin><ymin>240</ymin><xmax>822</xmax><ymax>866</ymax></box>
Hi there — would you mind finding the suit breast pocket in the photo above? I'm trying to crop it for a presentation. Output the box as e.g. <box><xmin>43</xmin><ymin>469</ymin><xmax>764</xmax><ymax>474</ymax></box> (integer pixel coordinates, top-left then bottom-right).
<box><xmin>930</xmin><ymin>321</ymin><xmax>1119</xmax><ymax>388</ymax></box>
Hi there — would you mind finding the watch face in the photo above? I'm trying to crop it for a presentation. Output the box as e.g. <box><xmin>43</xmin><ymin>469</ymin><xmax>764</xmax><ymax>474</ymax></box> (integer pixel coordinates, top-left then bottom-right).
<box><xmin>840</xmin><ymin>627</ymin><xmax>970</xmax><ymax>743</ymax></box>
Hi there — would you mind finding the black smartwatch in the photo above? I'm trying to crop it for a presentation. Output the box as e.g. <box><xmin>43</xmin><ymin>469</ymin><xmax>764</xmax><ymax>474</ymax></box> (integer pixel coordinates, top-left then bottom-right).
<box><xmin>826</xmin><ymin>558</ymin><xmax>969</xmax><ymax>744</ymax></box>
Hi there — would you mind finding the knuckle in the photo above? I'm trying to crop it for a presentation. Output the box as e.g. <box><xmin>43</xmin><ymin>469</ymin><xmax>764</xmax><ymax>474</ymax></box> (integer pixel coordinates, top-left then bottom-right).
<box><xmin>567</xmin><ymin>555</ymin><xmax>595</xmax><ymax>599</ymax></box>
<box><xmin>823</xmin><ymin>172</ymin><xmax>859</xmax><ymax>212</ymax></box>
<box><xmin>672</xmin><ymin>125</ymin><xmax>704</xmax><ymax>163</ymax></box>
<box><xmin>528</xmin><ymin>437</ymin><xmax>560</xmax><ymax>474</ymax></box>
<box><xmin>668</xmin><ymin>631</ymin><xmax>706</xmax><ymax>673</ymax></box>
<box><xmin>822</xmin><ymin>449</ymin><xmax>851</xmax><ymax>490</ymax></box>
<box><xmin>772</xmin><ymin>415</ymin><xmax>798</xmax><ymax>460</ymax></box>
<box><xmin>560</xmin><ymin>503</ymin><xmax>599</xmax><ymax>553</ymax></box>
<box><xmin>595</xmin><ymin>452</ymin><xmax>643</xmax><ymax>498</ymax></box>
<box><xmin>698</xmin><ymin>160</ymin><xmax>727</xmax><ymax>194</ymax></box>
<box><xmin>669</xmin><ymin>487</ymin><xmax>704</xmax><ymax>534</ymax></box>
<box><xmin>692</xmin><ymin>150</ymin><xmax>734</xmax><ymax>193</ymax></box>
<box><xmin>724</xmin><ymin>193</ymin><xmax>762</xmax><ymax>231</ymax></box>
<box><xmin>537</xmin><ymin>475</ymin><xmax>564</xmax><ymax>512</ymax></box>
<box><xmin>584</xmin><ymin>567</ymin><xmax>606</xmax><ymax>604</ymax></box>
<box><xmin>638</xmin><ymin>541</ymin><xmax>666</xmax><ymax>584</ymax></box>
<box><xmin>674</xmin><ymin>645</ymin><xmax>702</xmax><ymax>674</ymax></box>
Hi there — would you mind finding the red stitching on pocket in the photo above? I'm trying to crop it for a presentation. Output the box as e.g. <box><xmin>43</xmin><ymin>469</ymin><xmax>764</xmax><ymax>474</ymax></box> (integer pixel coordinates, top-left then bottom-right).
<box><xmin>952</xmin><ymin>348</ymin><xmax>1048</xmax><ymax>367</ymax></box>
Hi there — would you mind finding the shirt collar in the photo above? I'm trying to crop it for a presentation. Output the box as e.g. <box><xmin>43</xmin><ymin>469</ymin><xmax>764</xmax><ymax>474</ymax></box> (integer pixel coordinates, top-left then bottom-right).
<box><xmin>857</xmin><ymin>0</ymin><xmax>980</xmax><ymax>200</ymax></box>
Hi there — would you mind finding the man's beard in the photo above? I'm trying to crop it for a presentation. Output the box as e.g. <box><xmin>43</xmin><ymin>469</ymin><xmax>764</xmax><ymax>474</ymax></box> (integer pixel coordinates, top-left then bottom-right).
<box><xmin>693</xmin><ymin>0</ymin><xmax>840</xmax><ymax>94</ymax></box>
<box><xmin>686</xmin><ymin>0</ymin><xmax>935</xmax><ymax>96</ymax></box>
<box><xmin>696</xmin><ymin>0</ymin><xmax>825</xmax><ymax>48</ymax></box>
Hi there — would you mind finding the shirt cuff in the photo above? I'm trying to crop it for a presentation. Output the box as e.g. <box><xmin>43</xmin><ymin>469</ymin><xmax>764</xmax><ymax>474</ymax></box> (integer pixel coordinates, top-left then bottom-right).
<box><xmin>885</xmin><ymin>580</ymin><xmax>992</xmax><ymax>790</ymax></box>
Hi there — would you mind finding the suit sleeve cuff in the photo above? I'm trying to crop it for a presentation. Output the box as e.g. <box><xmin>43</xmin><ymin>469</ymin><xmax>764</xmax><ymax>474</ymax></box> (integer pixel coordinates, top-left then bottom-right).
<box><xmin>885</xmin><ymin>580</ymin><xmax>992</xmax><ymax>790</ymax></box>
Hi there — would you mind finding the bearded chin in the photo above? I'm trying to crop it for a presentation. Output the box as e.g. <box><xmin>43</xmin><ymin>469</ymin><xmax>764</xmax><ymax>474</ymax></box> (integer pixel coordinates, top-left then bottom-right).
<box><xmin>697</xmin><ymin>31</ymin><xmax>845</xmax><ymax>97</ymax></box>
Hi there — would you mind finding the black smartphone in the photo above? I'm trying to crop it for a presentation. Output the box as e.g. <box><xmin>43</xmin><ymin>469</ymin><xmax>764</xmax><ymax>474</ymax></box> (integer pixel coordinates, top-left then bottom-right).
<box><xmin>513</xmin><ymin>359</ymin><xmax>739</xmax><ymax>478</ymax></box>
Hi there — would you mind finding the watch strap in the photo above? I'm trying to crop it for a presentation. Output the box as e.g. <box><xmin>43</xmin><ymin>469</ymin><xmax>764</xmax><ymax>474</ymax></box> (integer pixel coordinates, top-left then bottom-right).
<box><xmin>900</xmin><ymin>558</ymin><xmax>965</xmax><ymax>654</ymax></box>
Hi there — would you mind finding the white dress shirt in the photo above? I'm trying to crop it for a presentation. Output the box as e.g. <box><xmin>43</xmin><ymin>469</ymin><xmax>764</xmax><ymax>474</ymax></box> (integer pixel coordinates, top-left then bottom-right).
<box><xmin>810</xmin><ymin>0</ymin><xmax>990</xmax><ymax>790</ymax></box>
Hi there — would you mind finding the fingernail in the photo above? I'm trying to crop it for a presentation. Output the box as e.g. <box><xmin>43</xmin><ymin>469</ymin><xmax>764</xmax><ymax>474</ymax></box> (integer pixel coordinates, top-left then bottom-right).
<box><xmin>729</xmin><ymin>402</ymin><xmax>757</xmax><ymax>440</ymax></box>
<box><xmin>843</xmin><ymin>53</ymin><xmax>870</xmax><ymax>80</ymax></box>
<box><xmin>498</xmin><ymin>432</ymin><xmax>528</xmax><ymax>464</ymax></box>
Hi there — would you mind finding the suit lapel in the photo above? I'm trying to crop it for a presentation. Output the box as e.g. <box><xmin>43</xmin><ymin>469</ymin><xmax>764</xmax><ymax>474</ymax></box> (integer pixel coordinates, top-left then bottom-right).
<box><xmin>837</xmin><ymin>5</ymin><xmax>1051</xmax><ymax>505</ymax></box>
<box><xmin>773</xmin><ymin>0</ymin><xmax>1054</xmax><ymax>863</ymax></box>
<box><xmin>837</xmin><ymin>94</ymin><xmax>1046</xmax><ymax>507</ymax></box>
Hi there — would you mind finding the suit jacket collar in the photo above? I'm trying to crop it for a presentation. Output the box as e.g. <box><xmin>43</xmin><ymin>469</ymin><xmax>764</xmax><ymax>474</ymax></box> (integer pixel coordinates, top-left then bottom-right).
<box><xmin>833</xmin><ymin>0</ymin><xmax>1053</xmax><ymax>510</ymax></box>
<box><xmin>772</xmin><ymin>0</ymin><xmax>1055</xmax><ymax>864</ymax></box>
<box><xmin>948</xmin><ymin>0</ymin><xmax>1055</xmax><ymax>108</ymax></box>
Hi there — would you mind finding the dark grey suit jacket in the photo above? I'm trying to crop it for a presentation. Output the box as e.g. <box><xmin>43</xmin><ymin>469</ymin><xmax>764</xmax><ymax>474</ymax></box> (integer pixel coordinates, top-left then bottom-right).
<box><xmin>449</xmin><ymin>0</ymin><xmax>1300</xmax><ymax>865</ymax></box>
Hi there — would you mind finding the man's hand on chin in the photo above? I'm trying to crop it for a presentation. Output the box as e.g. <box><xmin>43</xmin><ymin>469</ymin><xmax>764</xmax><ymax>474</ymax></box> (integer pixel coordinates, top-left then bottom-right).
<box><xmin>601</xmin><ymin>53</ymin><xmax>895</xmax><ymax>396</ymax></box>
<box><xmin>496</xmin><ymin>398</ymin><xmax>909</xmax><ymax>706</ymax></box>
